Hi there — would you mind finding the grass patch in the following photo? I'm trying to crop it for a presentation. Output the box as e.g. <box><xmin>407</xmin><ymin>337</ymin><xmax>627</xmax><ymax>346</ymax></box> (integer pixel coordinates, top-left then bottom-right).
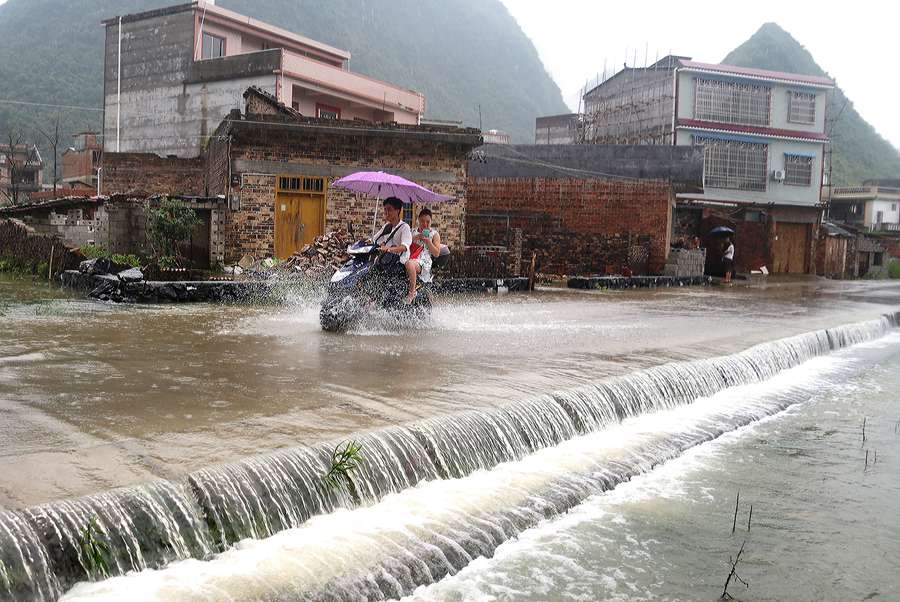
<box><xmin>79</xmin><ymin>244</ymin><xmax>142</xmax><ymax>268</ymax></box>
<box><xmin>0</xmin><ymin>257</ymin><xmax>30</xmax><ymax>275</ymax></box>
<box><xmin>79</xmin><ymin>244</ymin><xmax>107</xmax><ymax>260</ymax></box>
<box><xmin>889</xmin><ymin>260</ymin><xmax>900</xmax><ymax>279</ymax></box>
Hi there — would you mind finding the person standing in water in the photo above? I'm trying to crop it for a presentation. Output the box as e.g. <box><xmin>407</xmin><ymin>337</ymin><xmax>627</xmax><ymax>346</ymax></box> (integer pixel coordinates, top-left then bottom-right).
<box><xmin>722</xmin><ymin>237</ymin><xmax>735</xmax><ymax>284</ymax></box>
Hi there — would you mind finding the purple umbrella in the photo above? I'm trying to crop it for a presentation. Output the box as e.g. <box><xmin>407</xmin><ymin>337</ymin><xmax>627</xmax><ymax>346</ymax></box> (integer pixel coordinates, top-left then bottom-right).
<box><xmin>333</xmin><ymin>171</ymin><xmax>453</xmax><ymax>204</ymax></box>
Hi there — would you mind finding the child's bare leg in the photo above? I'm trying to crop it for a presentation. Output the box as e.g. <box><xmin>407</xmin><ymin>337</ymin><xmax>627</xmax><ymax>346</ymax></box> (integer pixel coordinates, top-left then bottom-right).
<box><xmin>405</xmin><ymin>260</ymin><xmax>419</xmax><ymax>303</ymax></box>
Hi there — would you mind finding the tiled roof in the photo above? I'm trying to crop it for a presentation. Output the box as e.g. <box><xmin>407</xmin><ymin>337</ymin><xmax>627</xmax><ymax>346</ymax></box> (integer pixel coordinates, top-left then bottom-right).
<box><xmin>679</xmin><ymin>60</ymin><xmax>834</xmax><ymax>87</ymax></box>
<box><xmin>677</xmin><ymin>118</ymin><xmax>829</xmax><ymax>142</ymax></box>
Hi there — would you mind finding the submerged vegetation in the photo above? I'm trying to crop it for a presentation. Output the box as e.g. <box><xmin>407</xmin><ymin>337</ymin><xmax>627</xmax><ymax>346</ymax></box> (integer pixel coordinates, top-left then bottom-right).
<box><xmin>77</xmin><ymin>518</ymin><xmax>110</xmax><ymax>580</ymax></box>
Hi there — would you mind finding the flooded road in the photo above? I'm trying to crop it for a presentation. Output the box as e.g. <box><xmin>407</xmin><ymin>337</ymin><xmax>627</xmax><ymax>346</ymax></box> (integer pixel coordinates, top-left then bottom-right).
<box><xmin>1</xmin><ymin>275</ymin><xmax>899</xmax><ymax>508</ymax></box>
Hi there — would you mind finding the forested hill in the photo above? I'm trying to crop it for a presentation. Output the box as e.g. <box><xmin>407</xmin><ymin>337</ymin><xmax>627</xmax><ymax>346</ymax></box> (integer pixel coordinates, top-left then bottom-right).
<box><xmin>0</xmin><ymin>0</ymin><xmax>567</xmax><ymax>169</ymax></box>
<box><xmin>724</xmin><ymin>23</ymin><xmax>900</xmax><ymax>185</ymax></box>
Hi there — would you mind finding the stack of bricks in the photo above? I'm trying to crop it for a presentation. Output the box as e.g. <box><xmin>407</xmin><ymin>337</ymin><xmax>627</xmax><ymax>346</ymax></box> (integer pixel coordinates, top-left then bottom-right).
<box><xmin>662</xmin><ymin>248</ymin><xmax>706</xmax><ymax>277</ymax></box>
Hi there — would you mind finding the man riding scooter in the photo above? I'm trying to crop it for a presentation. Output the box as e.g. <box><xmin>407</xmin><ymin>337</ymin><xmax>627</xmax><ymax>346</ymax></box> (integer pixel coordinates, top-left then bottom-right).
<box><xmin>373</xmin><ymin>197</ymin><xmax>418</xmax><ymax>303</ymax></box>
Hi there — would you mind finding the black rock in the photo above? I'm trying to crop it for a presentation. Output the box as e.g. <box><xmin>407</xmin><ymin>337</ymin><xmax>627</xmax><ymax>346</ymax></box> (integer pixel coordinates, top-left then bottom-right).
<box><xmin>79</xmin><ymin>257</ymin><xmax>112</xmax><ymax>275</ymax></box>
<box><xmin>118</xmin><ymin>267</ymin><xmax>144</xmax><ymax>283</ymax></box>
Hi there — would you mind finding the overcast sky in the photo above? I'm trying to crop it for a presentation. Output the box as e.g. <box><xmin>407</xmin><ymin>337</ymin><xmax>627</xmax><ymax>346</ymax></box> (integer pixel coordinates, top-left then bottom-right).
<box><xmin>500</xmin><ymin>0</ymin><xmax>900</xmax><ymax>149</ymax></box>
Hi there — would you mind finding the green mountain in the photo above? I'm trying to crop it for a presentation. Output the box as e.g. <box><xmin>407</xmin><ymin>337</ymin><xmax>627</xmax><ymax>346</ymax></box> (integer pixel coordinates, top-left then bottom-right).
<box><xmin>723</xmin><ymin>23</ymin><xmax>900</xmax><ymax>185</ymax></box>
<box><xmin>0</xmin><ymin>0</ymin><xmax>566</xmax><ymax>178</ymax></box>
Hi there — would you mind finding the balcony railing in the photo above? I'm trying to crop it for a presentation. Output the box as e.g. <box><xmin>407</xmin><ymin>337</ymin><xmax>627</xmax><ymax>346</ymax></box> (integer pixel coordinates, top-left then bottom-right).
<box><xmin>869</xmin><ymin>222</ymin><xmax>900</xmax><ymax>233</ymax></box>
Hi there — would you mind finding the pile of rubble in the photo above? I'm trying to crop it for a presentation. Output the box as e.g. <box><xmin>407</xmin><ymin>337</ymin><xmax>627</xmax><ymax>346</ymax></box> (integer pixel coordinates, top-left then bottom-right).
<box><xmin>279</xmin><ymin>229</ymin><xmax>352</xmax><ymax>278</ymax></box>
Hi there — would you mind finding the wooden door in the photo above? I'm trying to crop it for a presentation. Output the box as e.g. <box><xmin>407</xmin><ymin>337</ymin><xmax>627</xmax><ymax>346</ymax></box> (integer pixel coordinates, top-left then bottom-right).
<box><xmin>275</xmin><ymin>176</ymin><xmax>327</xmax><ymax>259</ymax></box>
<box><xmin>275</xmin><ymin>196</ymin><xmax>302</xmax><ymax>259</ymax></box>
<box><xmin>772</xmin><ymin>222</ymin><xmax>810</xmax><ymax>274</ymax></box>
<box><xmin>299</xmin><ymin>195</ymin><xmax>325</xmax><ymax>246</ymax></box>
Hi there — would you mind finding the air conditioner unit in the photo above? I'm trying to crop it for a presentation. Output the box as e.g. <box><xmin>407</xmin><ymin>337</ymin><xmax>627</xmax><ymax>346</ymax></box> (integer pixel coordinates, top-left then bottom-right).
<box><xmin>772</xmin><ymin>169</ymin><xmax>786</xmax><ymax>181</ymax></box>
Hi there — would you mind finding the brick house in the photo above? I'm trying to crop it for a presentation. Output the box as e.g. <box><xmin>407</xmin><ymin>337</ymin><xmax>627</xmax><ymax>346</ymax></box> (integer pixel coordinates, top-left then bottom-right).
<box><xmin>205</xmin><ymin>87</ymin><xmax>482</xmax><ymax>262</ymax></box>
<box><xmin>62</xmin><ymin>132</ymin><xmax>103</xmax><ymax>191</ymax></box>
<box><xmin>467</xmin><ymin>144</ymin><xmax>703</xmax><ymax>275</ymax></box>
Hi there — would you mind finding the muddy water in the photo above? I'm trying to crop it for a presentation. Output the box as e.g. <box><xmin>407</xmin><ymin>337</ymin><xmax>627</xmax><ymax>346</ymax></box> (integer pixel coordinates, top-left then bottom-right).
<box><xmin>1</xmin><ymin>275</ymin><xmax>899</xmax><ymax>507</ymax></box>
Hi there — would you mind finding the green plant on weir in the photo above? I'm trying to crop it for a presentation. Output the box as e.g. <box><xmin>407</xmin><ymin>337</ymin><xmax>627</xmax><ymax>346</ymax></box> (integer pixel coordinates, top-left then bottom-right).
<box><xmin>147</xmin><ymin>198</ymin><xmax>200</xmax><ymax>261</ymax></box>
<box><xmin>77</xmin><ymin>518</ymin><xmax>110</xmax><ymax>579</ymax></box>
<box><xmin>323</xmin><ymin>440</ymin><xmax>363</xmax><ymax>490</ymax></box>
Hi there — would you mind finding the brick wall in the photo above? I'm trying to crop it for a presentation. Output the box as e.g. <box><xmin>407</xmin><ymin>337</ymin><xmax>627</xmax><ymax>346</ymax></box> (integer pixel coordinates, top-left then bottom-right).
<box><xmin>222</xmin><ymin>124</ymin><xmax>472</xmax><ymax>262</ymax></box>
<box><xmin>103</xmin><ymin>153</ymin><xmax>206</xmax><ymax>197</ymax></box>
<box><xmin>466</xmin><ymin>177</ymin><xmax>672</xmax><ymax>275</ymax></box>
<box><xmin>227</xmin><ymin>174</ymin><xmax>277</xmax><ymax>259</ymax></box>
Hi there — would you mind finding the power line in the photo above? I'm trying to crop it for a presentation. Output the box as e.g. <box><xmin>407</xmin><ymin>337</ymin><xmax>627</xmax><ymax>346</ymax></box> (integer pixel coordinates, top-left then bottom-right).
<box><xmin>0</xmin><ymin>99</ymin><xmax>104</xmax><ymax>112</ymax></box>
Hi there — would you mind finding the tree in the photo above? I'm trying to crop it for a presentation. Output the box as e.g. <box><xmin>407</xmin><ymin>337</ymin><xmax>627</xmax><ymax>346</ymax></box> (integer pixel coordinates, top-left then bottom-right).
<box><xmin>36</xmin><ymin>112</ymin><xmax>62</xmax><ymax>195</ymax></box>
<box><xmin>1</xmin><ymin>129</ymin><xmax>24</xmax><ymax>205</ymax></box>
<box><xmin>147</xmin><ymin>197</ymin><xmax>200</xmax><ymax>264</ymax></box>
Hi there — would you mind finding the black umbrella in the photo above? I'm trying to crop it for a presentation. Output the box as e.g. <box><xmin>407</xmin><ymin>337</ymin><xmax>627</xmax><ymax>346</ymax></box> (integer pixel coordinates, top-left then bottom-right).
<box><xmin>708</xmin><ymin>226</ymin><xmax>735</xmax><ymax>237</ymax></box>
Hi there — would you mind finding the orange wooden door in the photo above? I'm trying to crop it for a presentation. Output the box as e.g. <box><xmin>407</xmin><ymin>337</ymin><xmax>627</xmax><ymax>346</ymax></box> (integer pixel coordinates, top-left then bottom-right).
<box><xmin>299</xmin><ymin>195</ymin><xmax>324</xmax><ymax>247</ymax></box>
<box><xmin>275</xmin><ymin>196</ymin><xmax>302</xmax><ymax>259</ymax></box>
<box><xmin>773</xmin><ymin>222</ymin><xmax>810</xmax><ymax>274</ymax></box>
<box><xmin>275</xmin><ymin>193</ymin><xmax>325</xmax><ymax>258</ymax></box>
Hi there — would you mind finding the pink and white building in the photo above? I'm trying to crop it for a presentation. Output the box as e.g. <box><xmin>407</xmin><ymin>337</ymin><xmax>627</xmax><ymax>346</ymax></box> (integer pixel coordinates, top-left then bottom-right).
<box><xmin>102</xmin><ymin>2</ymin><xmax>425</xmax><ymax>158</ymax></box>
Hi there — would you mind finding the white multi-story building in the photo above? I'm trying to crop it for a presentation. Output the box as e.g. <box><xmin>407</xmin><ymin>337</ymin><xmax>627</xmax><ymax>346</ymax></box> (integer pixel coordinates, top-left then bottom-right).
<box><xmin>672</xmin><ymin>60</ymin><xmax>833</xmax><ymax>210</ymax></box>
<box><xmin>580</xmin><ymin>56</ymin><xmax>834</xmax><ymax>273</ymax></box>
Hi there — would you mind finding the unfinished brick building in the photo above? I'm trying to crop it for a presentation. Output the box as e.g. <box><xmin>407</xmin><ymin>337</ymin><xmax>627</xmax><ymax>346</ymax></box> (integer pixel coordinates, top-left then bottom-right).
<box><xmin>206</xmin><ymin>88</ymin><xmax>482</xmax><ymax>262</ymax></box>
<box><xmin>467</xmin><ymin>144</ymin><xmax>703</xmax><ymax>275</ymax></box>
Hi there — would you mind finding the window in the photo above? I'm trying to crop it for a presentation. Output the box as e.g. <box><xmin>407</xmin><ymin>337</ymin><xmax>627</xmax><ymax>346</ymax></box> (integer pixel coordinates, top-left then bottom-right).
<box><xmin>302</xmin><ymin>177</ymin><xmax>324</xmax><ymax>193</ymax></box>
<box><xmin>278</xmin><ymin>176</ymin><xmax>301</xmax><ymax>191</ymax></box>
<box><xmin>316</xmin><ymin>103</ymin><xmax>341</xmax><ymax>120</ymax></box>
<box><xmin>694</xmin><ymin>78</ymin><xmax>771</xmax><ymax>126</ymax></box>
<box><xmin>695</xmin><ymin>136</ymin><xmax>768</xmax><ymax>192</ymax></box>
<box><xmin>402</xmin><ymin>204</ymin><xmax>413</xmax><ymax>223</ymax></box>
<box><xmin>784</xmin><ymin>154</ymin><xmax>813</xmax><ymax>186</ymax></box>
<box><xmin>892</xmin><ymin>204</ymin><xmax>897</xmax><ymax>211</ymax></box>
<box><xmin>201</xmin><ymin>33</ymin><xmax>225</xmax><ymax>60</ymax></box>
<box><xmin>788</xmin><ymin>91</ymin><xmax>816</xmax><ymax>125</ymax></box>
<box><xmin>277</xmin><ymin>176</ymin><xmax>325</xmax><ymax>194</ymax></box>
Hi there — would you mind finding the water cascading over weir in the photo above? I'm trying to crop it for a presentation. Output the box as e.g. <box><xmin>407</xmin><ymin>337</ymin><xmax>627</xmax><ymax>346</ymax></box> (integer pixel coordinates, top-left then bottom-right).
<box><xmin>1</xmin><ymin>313</ymin><xmax>897</xmax><ymax>600</ymax></box>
